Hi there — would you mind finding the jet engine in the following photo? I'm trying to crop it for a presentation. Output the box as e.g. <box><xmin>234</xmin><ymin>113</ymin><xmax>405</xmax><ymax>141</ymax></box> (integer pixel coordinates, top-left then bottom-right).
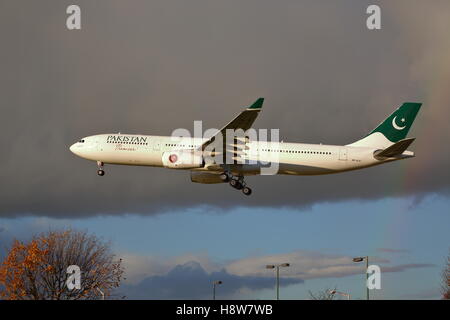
<box><xmin>190</xmin><ymin>171</ymin><xmax>225</xmax><ymax>184</ymax></box>
<box><xmin>162</xmin><ymin>150</ymin><xmax>204</xmax><ymax>169</ymax></box>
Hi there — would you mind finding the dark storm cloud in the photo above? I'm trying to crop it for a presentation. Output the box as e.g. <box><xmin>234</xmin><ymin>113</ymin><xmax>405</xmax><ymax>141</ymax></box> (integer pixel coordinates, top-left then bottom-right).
<box><xmin>1</xmin><ymin>0</ymin><xmax>450</xmax><ymax>217</ymax></box>
<box><xmin>120</xmin><ymin>261</ymin><xmax>302</xmax><ymax>299</ymax></box>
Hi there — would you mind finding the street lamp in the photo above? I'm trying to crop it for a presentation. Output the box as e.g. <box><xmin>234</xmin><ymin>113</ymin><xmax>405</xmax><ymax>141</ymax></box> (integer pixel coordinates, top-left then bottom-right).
<box><xmin>96</xmin><ymin>287</ymin><xmax>105</xmax><ymax>300</ymax></box>
<box><xmin>328</xmin><ymin>289</ymin><xmax>351</xmax><ymax>300</ymax></box>
<box><xmin>212</xmin><ymin>280</ymin><xmax>222</xmax><ymax>300</ymax></box>
<box><xmin>266</xmin><ymin>263</ymin><xmax>290</xmax><ymax>300</ymax></box>
<box><xmin>353</xmin><ymin>256</ymin><xmax>369</xmax><ymax>300</ymax></box>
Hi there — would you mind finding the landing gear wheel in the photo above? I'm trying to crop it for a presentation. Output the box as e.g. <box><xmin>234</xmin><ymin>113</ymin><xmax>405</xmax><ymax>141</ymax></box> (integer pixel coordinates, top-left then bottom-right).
<box><xmin>96</xmin><ymin>161</ymin><xmax>105</xmax><ymax>176</ymax></box>
<box><xmin>229</xmin><ymin>179</ymin><xmax>243</xmax><ymax>190</ymax></box>
<box><xmin>220</xmin><ymin>173</ymin><xmax>230</xmax><ymax>182</ymax></box>
<box><xmin>242</xmin><ymin>187</ymin><xmax>252</xmax><ymax>196</ymax></box>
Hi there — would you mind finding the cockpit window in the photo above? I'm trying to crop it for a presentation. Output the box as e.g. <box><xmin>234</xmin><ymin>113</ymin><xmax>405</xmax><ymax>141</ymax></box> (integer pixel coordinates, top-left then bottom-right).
<box><xmin>79</xmin><ymin>139</ymin><xmax>85</xmax><ymax>143</ymax></box>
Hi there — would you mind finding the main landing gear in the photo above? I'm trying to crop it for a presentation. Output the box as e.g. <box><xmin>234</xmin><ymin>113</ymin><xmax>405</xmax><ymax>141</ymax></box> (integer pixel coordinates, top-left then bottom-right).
<box><xmin>220</xmin><ymin>172</ymin><xmax>252</xmax><ymax>196</ymax></box>
<box><xmin>97</xmin><ymin>161</ymin><xmax>105</xmax><ymax>176</ymax></box>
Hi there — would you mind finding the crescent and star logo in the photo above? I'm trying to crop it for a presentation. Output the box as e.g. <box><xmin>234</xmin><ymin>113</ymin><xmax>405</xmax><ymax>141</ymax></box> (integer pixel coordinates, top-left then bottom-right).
<box><xmin>392</xmin><ymin>116</ymin><xmax>407</xmax><ymax>130</ymax></box>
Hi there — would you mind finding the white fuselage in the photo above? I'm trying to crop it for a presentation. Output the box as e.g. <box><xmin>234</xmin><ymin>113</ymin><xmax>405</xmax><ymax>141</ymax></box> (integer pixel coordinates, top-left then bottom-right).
<box><xmin>69</xmin><ymin>133</ymin><xmax>409</xmax><ymax>176</ymax></box>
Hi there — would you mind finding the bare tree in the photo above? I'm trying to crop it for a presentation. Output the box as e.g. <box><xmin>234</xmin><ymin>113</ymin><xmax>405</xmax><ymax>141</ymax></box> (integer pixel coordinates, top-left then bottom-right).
<box><xmin>308</xmin><ymin>287</ymin><xmax>337</xmax><ymax>300</ymax></box>
<box><xmin>0</xmin><ymin>229</ymin><xmax>124</xmax><ymax>300</ymax></box>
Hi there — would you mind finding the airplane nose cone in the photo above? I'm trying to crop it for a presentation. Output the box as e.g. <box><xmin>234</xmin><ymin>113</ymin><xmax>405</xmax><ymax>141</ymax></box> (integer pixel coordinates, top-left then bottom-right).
<box><xmin>69</xmin><ymin>143</ymin><xmax>77</xmax><ymax>154</ymax></box>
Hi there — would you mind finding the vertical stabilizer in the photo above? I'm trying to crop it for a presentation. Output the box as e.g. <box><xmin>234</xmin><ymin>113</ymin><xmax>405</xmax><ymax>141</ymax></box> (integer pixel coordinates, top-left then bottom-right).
<box><xmin>347</xmin><ymin>102</ymin><xmax>421</xmax><ymax>148</ymax></box>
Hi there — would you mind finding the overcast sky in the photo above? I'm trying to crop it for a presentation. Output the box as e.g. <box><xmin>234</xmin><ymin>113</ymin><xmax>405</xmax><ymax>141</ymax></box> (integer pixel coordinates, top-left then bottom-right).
<box><xmin>0</xmin><ymin>0</ymin><xmax>449</xmax><ymax>299</ymax></box>
<box><xmin>1</xmin><ymin>0</ymin><xmax>449</xmax><ymax>217</ymax></box>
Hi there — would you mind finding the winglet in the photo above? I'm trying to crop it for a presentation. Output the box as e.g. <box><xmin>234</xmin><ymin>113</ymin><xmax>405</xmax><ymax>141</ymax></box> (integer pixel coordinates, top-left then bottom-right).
<box><xmin>247</xmin><ymin>98</ymin><xmax>264</xmax><ymax>110</ymax></box>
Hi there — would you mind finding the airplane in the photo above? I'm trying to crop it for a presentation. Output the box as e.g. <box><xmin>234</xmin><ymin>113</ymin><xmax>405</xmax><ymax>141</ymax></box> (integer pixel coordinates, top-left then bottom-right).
<box><xmin>69</xmin><ymin>98</ymin><xmax>421</xmax><ymax>196</ymax></box>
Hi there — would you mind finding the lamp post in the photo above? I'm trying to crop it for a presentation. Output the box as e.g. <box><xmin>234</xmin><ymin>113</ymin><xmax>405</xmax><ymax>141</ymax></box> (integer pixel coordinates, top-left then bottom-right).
<box><xmin>212</xmin><ymin>280</ymin><xmax>222</xmax><ymax>300</ymax></box>
<box><xmin>266</xmin><ymin>263</ymin><xmax>290</xmax><ymax>300</ymax></box>
<box><xmin>96</xmin><ymin>287</ymin><xmax>105</xmax><ymax>300</ymax></box>
<box><xmin>353</xmin><ymin>256</ymin><xmax>369</xmax><ymax>300</ymax></box>
<box><xmin>328</xmin><ymin>289</ymin><xmax>351</xmax><ymax>300</ymax></box>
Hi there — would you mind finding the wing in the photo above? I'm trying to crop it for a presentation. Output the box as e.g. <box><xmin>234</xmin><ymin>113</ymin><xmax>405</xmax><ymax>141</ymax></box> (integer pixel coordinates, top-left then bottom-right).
<box><xmin>200</xmin><ymin>98</ymin><xmax>264</xmax><ymax>169</ymax></box>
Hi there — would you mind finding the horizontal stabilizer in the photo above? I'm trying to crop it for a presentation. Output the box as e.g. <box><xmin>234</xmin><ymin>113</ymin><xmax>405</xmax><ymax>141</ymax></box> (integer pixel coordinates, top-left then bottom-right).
<box><xmin>374</xmin><ymin>138</ymin><xmax>415</xmax><ymax>159</ymax></box>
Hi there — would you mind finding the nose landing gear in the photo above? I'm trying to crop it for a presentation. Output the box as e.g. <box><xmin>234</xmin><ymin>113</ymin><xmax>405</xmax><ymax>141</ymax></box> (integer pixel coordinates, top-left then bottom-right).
<box><xmin>97</xmin><ymin>161</ymin><xmax>105</xmax><ymax>176</ymax></box>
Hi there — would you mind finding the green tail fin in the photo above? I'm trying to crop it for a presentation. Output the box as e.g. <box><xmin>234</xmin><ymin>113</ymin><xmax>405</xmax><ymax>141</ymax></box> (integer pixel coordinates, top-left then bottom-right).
<box><xmin>369</xmin><ymin>102</ymin><xmax>421</xmax><ymax>143</ymax></box>
<box><xmin>247</xmin><ymin>98</ymin><xmax>264</xmax><ymax>110</ymax></box>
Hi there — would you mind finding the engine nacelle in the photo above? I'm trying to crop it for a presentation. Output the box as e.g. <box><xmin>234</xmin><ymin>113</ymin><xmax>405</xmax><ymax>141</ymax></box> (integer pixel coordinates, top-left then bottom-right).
<box><xmin>190</xmin><ymin>171</ymin><xmax>225</xmax><ymax>184</ymax></box>
<box><xmin>162</xmin><ymin>150</ymin><xmax>204</xmax><ymax>169</ymax></box>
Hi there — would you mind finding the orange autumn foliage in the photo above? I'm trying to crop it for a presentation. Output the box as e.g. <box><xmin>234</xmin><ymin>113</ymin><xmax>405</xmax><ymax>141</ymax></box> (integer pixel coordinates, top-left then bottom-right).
<box><xmin>0</xmin><ymin>230</ymin><xmax>124</xmax><ymax>300</ymax></box>
<box><xmin>0</xmin><ymin>238</ymin><xmax>50</xmax><ymax>300</ymax></box>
